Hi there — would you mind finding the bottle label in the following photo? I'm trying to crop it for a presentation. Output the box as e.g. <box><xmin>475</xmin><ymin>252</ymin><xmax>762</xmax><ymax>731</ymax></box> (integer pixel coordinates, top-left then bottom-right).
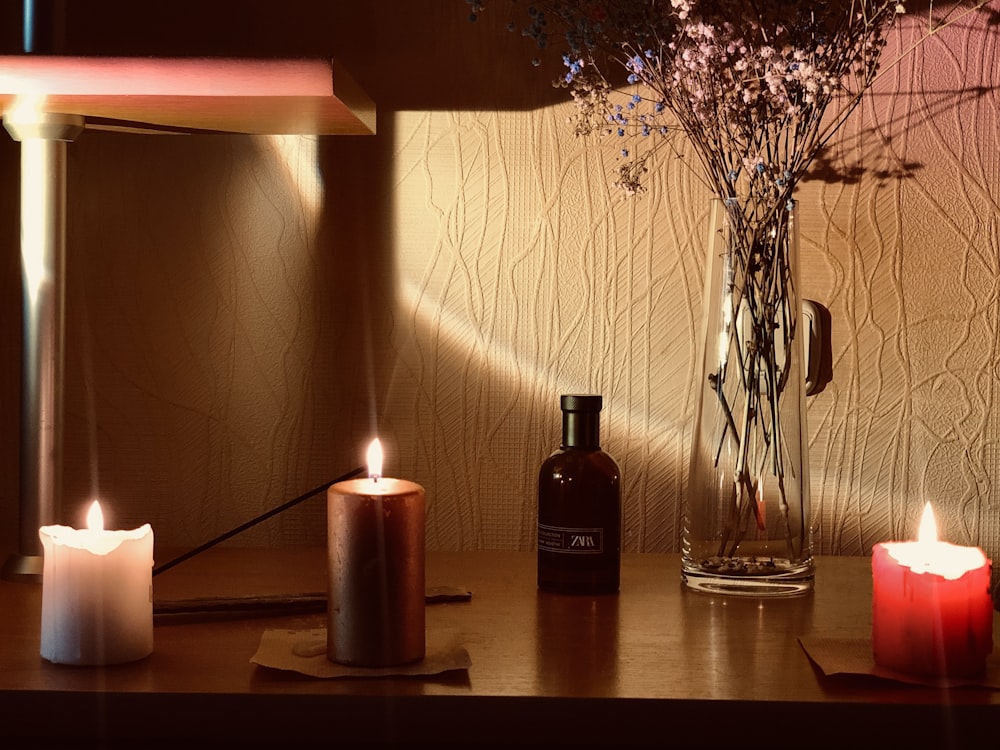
<box><xmin>538</xmin><ymin>524</ymin><xmax>605</xmax><ymax>554</ymax></box>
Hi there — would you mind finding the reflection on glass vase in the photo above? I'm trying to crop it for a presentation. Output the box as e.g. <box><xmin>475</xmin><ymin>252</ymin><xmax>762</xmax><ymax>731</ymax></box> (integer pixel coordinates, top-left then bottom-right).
<box><xmin>682</xmin><ymin>199</ymin><xmax>813</xmax><ymax>596</ymax></box>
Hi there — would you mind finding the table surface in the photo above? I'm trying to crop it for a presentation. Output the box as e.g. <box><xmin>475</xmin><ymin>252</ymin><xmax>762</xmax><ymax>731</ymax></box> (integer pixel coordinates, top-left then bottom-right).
<box><xmin>1</xmin><ymin>549</ymin><xmax>997</xmax><ymax>747</ymax></box>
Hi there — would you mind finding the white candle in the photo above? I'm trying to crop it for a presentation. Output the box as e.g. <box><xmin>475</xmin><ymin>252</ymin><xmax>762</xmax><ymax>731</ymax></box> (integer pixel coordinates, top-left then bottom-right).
<box><xmin>39</xmin><ymin>500</ymin><xmax>154</xmax><ymax>665</ymax></box>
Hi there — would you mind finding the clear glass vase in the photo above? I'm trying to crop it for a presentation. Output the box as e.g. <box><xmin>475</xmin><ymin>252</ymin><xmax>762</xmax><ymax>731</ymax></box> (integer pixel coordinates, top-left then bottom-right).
<box><xmin>682</xmin><ymin>199</ymin><xmax>814</xmax><ymax>596</ymax></box>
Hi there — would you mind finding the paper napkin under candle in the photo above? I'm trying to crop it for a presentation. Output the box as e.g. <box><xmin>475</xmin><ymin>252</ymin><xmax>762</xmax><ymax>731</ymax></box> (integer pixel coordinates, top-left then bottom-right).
<box><xmin>799</xmin><ymin>636</ymin><xmax>1000</xmax><ymax>689</ymax></box>
<box><xmin>252</xmin><ymin>627</ymin><xmax>471</xmax><ymax>679</ymax></box>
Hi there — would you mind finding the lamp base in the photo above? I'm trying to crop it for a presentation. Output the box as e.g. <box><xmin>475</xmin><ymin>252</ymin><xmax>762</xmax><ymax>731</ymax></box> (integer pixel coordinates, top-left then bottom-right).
<box><xmin>2</xmin><ymin>553</ymin><xmax>43</xmax><ymax>583</ymax></box>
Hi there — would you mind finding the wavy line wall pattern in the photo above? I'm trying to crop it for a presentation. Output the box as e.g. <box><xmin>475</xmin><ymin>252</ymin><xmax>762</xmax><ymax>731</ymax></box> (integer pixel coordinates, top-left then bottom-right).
<box><xmin>0</xmin><ymin>4</ymin><xmax>996</xmax><ymax>564</ymax></box>
<box><xmin>383</xmin><ymin>10</ymin><xmax>1000</xmax><ymax>560</ymax></box>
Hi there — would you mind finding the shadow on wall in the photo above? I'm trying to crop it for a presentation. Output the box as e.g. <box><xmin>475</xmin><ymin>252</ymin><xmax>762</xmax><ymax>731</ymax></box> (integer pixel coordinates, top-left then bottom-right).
<box><xmin>0</xmin><ymin>0</ymin><xmax>576</xmax><ymax>552</ymax></box>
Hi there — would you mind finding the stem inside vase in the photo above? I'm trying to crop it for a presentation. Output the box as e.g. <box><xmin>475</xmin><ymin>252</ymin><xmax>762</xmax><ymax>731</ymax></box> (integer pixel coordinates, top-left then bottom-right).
<box><xmin>682</xmin><ymin>199</ymin><xmax>813</xmax><ymax>597</ymax></box>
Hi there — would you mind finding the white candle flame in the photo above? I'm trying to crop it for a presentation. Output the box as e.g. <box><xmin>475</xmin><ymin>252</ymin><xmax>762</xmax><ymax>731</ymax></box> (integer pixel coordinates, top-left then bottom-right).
<box><xmin>916</xmin><ymin>502</ymin><xmax>938</xmax><ymax>544</ymax></box>
<box><xmin>367</xmin><ymin>438</ymin><xmax>383</xmax><ymax>481</ymax></box>
<box><xmin>86</xmin><ymin>500</ymin><xmax>105</xmax><ymax>532</ymax></box>
<box><xmin>886</xmin><ymin>500</ymin><xmax>987</xmax><ymax>580</ymax></box>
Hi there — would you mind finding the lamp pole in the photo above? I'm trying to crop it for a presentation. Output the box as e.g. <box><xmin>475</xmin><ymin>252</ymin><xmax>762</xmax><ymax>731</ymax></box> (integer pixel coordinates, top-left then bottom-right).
<box><xmin>2</xmin><ymin>110</ymin><xmax>84</xmax><ymax>581</ymax></box>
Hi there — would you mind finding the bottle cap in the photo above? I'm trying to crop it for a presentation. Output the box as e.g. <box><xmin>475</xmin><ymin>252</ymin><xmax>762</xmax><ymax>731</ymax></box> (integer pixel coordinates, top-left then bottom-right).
<box><xmin>560</xmin><ymin>394</ymin><xmax>602</xmax><ymax>413</ymax></box>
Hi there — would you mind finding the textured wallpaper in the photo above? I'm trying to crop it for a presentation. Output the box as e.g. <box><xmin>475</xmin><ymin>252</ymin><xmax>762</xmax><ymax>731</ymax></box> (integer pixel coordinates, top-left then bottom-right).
<box><xmin>384</xmin><ymin>7</ymin><xmax>1000</xmax><ymax>561</ymax></box>
<box><xmin>806</xmin><ymin>10</ymin><xmax>1000</xmax><ymax>557</ymax></box>
<box><xmin>0</xmin><ymin>3</ymin><xmax>997</xmax><ymax>565</ymax></box>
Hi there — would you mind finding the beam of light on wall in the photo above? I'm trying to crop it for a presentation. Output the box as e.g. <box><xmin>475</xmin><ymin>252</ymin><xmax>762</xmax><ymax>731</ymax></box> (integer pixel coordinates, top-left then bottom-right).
<box><xmin>389</xmin><ymin>109</ymin><xmax>684</xmax><ymax>449</ymax></box>
<box><xmin>264</xmin><ymin>134</ymin><xmax>323</xmax><ymax>221</ymax></box>
<box><xmin>397</xmin><ymin>274</ymin><xmax>528</xmax><ymax>385</ymax></box>
<box><xmin>395</xmin><ymin>275</ymin><xmax>676</xmax><ymax>444</ymax></box>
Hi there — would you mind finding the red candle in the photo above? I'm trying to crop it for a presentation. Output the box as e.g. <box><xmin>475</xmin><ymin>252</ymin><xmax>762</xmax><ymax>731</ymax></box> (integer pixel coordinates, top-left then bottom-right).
<box><xmin>872</xmin><ymin>503</ymin><xmax>993</xmax><ymax>678</ymax></box>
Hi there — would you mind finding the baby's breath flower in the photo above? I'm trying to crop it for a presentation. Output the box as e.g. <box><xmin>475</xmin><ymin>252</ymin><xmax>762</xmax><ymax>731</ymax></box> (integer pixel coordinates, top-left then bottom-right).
<box><xmin>470</xmin><ymin>0</ymin><xmax>984</xmax><ymax>203</ymax></box>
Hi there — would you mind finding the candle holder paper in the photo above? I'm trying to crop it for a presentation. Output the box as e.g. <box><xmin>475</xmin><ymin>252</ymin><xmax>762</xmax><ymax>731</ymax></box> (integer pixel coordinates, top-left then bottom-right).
<box><xmin>252</xmin><ymin>626</ymin><xmax>470</xmax><ymax>679</ymax></box>
<box><xmin>800</xmin><ymin>635</ymin><xmax>1000</xmax><ymax>689</ymax></box>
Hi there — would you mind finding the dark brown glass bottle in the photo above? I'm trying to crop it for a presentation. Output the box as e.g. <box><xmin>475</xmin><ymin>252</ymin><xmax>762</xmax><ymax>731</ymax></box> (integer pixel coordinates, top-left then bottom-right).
<box><xmin>537</xmin><ymin>394</ymin><xmax>621</xmax><ymax>593</ymax></box>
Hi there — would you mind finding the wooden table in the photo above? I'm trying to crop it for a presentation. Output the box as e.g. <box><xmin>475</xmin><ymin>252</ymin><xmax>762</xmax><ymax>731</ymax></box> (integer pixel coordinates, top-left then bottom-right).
<box><xmin>1</xmin><ymin>550</ymin><xmax>997</xmax><ymax>747</ymax></box>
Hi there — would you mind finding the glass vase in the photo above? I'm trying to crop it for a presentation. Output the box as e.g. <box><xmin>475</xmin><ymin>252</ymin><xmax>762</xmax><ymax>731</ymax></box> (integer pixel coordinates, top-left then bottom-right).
<box><xmin>682</xmin><ymin>199</ymin><xmax>814</xmax><ymax>596</ymax></box>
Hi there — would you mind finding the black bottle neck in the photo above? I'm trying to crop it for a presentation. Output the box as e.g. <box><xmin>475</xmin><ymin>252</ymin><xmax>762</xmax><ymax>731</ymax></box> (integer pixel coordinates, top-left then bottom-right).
<box><xmin>562</xmin><ymin>410</ymin><xmax>600</xmax><ymax>449</ymax></box>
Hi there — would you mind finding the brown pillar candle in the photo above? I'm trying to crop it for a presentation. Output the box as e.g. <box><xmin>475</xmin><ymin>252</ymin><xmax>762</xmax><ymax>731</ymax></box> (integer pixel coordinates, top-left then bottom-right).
<box><xmin>326</xmin><ymin>439</ymin><xmax>425</xmax><ymax>667</ymax></box>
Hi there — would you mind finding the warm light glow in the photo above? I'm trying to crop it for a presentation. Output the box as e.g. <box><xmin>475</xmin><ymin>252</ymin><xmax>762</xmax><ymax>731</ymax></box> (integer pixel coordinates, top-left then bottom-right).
<box><xmin>367</xmin><ymin>438</ymin><xmax>383</xmax><ymax>480</ymax></box>
<box><xmin>916</xmin><ymin>502</ymin><xmax>937</xmax><ymax>543</ymax></box>
<box><xmin>86</xmin><ymin>500</ymin><xmax>104</xmax><ymax>532</ymax></box>
<box><xmin>7</xmin><ymin>92</ymin><xmax>47</xmax><ymax>122</ymax></box>
<box><xmin>265</xmin><ymin>134</ymin><xmax>323</xmax><ymax>220</ymax></box>
<box><xmin>8</xmin><ymin>95</ymin><xmax>50</xmax><ymax>309</ymax></box>
<box><xmin>885</xmin><ymin>500</ymin><xmax>988</xmax><ymax>580</ymax></box>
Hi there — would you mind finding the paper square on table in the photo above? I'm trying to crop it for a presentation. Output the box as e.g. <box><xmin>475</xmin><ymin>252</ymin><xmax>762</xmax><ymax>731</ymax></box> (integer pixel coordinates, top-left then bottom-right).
<box><xmin>252</xmin><ymin>627</ymin><xmax>471</xmax><ymax>679</ymax></box>
<box><xmin>799</xmin><ymin>635</ymin><xmax>1000</xmax><ymax>689</ymax></box>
